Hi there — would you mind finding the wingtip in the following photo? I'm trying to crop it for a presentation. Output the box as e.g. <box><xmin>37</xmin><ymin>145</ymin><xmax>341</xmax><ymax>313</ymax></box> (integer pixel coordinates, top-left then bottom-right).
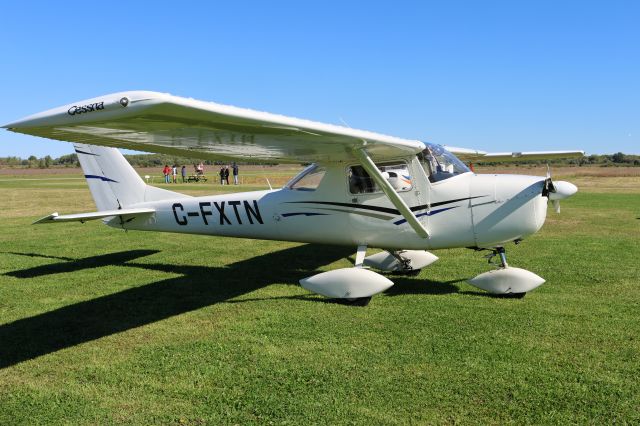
<box><xmin>33</xmin><ymin>212</ymin><xmax>59</xmax><ymax>225</ymax></box>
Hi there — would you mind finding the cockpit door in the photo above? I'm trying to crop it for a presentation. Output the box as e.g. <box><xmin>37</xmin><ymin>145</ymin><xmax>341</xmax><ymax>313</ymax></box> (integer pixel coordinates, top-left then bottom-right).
<box><xmin>417</xmin><ymin>145</ymin><xmax>475</xmax><ymax>245</ymax></box>
<box><xmin>346</xmin><ymin>158</ymin><xmax>426</xmax><ymax>233</ymax></box>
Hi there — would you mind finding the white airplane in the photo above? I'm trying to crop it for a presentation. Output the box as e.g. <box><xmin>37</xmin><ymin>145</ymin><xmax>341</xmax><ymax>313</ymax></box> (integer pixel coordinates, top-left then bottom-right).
<box><xmin>3</xmin><ymin>91</ymin><xmax>583</xmax><ymax>303</ymax></box>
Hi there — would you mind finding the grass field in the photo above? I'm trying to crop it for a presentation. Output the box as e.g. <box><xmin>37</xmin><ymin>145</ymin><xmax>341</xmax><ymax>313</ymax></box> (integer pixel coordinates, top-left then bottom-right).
<box><xmin>0</xmin><ymin>166</ymin><xmax>638</xmax><ymax>424</ymax></box>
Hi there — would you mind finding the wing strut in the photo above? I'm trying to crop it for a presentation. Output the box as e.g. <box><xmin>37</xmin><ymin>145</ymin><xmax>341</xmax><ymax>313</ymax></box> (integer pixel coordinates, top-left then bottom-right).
<box><xmin>354</xmin><ymin>148</ymin><xmax>430</xmax><ymax>239</ymax></box>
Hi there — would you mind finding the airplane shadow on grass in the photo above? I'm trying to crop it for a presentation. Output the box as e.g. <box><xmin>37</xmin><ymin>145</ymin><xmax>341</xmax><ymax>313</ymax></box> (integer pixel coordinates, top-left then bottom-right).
<box><xmin>1</xmin><ymin>245</ymin><xmax>459</xmax><ymax>369</ymax></box>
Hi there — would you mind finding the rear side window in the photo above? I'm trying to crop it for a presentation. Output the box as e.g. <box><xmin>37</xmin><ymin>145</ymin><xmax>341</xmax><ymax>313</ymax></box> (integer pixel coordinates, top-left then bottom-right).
<box><xmin>286</xmin><ymin>164</ymin><xmax>326</xmax><ymax>191</ymax></box>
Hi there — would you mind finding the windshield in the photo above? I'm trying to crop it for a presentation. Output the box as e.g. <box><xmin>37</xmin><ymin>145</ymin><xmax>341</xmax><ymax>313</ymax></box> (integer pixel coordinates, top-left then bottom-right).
<box><xmin>418</xmin><ymin>142</ymin><xmax>470</xmax><ymax>182</ymax></box>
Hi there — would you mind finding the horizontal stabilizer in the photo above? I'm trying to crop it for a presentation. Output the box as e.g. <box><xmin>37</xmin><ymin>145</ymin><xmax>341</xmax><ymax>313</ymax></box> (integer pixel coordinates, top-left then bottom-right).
<box><xmin>33</xmin><ymin>208</ymin><xmax>155</xmax><ymax>224</ymax></box>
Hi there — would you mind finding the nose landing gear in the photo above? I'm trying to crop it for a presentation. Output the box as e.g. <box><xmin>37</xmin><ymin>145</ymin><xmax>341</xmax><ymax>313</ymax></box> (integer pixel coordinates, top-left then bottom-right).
<box><xmin>484</xmin><ymin>246</ymin><xmax>509</xmax><ymax>268</ymax></box>
<box><xmin>469</xmin><ymin>246</ymin><xmax>545</xmax><ymax>297</ymax></box>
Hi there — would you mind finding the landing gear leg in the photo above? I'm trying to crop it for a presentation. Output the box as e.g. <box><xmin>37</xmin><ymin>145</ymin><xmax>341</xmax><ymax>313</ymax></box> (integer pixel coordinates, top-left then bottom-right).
<box><xmin>389</xmin><ymin>251</ymin><xmax>421</xmax><ymax>276</ymax></box>
<box><xmin>485</xmin><ymin>246</ymin><xmax>508</xmax><ymax>268</ymax></box>
<box><xmin>355</xmin><ymin>244</ymin><xmax>367</xmax><ymax>268</ymax></box>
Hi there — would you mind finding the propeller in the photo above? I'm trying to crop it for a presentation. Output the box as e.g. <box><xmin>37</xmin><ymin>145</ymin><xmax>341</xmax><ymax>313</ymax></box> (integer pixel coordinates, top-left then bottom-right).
<box><xmin>542</xmin><ymin>164</ymin><xmax>556</xmax><ymax>196</ymax></box>
<box><xmin>541</xmin><ymin>164</ymin><xmax>578</xmax><ymax>213</ymax></box>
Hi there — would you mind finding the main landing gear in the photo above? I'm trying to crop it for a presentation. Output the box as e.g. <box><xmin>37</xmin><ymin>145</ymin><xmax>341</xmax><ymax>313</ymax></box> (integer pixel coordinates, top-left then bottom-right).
<box><xmin>299</xmin><ymin>246</ymin><xmax>440</xmax><ymax>304</ymax></box>
<box><xmin>299</xmin><ymin>243</ymin><xmax>545</xmax><ymax>302</ymax></box>
<box><xmin>468</xmin><ymin>246</ymin><xmax>545</xmax><ymax>297</ymax></box>
<box><xmin>299</xmin><ymin>245</ymin><xmax>394</xmax><ymax>304</ymax></box>
<box><xmin>363</xmin><ymin>249</ymin><xmax>438</xmax><ymax>275</ymax></box>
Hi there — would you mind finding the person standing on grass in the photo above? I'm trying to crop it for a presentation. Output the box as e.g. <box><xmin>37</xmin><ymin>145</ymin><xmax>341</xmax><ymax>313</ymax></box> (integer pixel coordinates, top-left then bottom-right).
<box><xmin>172</xmin><ymin>164</ymin><xmax>178</xmax><ymax>183</ymax></box>
<box><xmin>162</xmin><ymin>164</ymin><xmax>170</xmax><ymax>184</ymax></box>
<box><xmin>224</xmin><ymin>165</ymin><xmax>230</xmax><ymax>185</ymax></box>
<box><xmin>181</xmin><ymin>165</ymin><xmax>187</xmax><ymax>183</ymax></box>
<box><xmin>232</xmin><ymin>162</ymin><xmax>239</xmax><ymax>185</ymax></box>
<box><xmin>219</xmin><ymin>166</ymin><xmax>225</xmax><ymax>185</ymax></box>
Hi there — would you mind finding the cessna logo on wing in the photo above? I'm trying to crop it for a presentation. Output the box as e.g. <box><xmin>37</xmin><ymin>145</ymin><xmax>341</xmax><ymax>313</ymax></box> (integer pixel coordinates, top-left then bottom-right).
<box><xmin>67</xmin><ymin>102</ymin><xmax>105</xmax><ymax>116</ymax></box>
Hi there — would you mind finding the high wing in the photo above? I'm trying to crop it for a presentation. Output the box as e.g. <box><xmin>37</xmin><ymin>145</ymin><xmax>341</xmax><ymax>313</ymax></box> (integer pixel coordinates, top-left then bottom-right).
<box><xmin>3</xmin><ymin>91</ymin><xmax>424</xmax><ymax>164</ymax></box>
<box><xmin>445</xmin><ymin>146</ymin><xmax>585</xmax><ymax>163</ymax></box>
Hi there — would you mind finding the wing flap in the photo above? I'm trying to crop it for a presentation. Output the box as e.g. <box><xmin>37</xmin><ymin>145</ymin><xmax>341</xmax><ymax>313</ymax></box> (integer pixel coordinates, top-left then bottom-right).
<box><xmin>33</xmin><ymin>208</ymin><xmax>155</xmax><ymax>224</ymax></box>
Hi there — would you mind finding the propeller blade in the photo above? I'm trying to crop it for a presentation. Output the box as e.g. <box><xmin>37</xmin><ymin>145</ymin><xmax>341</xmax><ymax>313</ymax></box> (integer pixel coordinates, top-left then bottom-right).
<box><xmin>541</xmin><ymin>165</ymin><xmax>577</xmax><ymax>213</ymax></box>
<box><xmin>542</xmin><ymin>164</ymin><xmax>556</xmax><ymax>196</ymax></box>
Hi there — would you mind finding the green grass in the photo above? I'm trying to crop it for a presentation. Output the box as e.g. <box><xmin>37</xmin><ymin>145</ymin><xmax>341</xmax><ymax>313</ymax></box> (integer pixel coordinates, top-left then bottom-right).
<box><xmin>0</xmin><ymin>172</ymin><xmax>639</xmax><ymax>424</ymax></box>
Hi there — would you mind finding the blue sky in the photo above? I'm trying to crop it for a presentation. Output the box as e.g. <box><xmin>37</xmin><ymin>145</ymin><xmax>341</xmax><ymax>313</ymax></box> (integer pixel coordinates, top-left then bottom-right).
<box><xmin>1</xmin><ymin>1</ymin><xmax>638</xmax><ymax>158</ymax></box>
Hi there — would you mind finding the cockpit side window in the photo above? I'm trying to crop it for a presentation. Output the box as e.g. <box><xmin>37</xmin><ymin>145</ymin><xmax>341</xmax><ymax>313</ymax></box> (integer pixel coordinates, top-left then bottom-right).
<box><xmin>418</xmin><ymin>144</ymin><xmax>470</xmax><ymax>183</ymax></box>
<box><xmin>348</xmin><ymin>162</ymin><xmax>412</xmax><ymax>194</ymax></box>
<box><xmin>286</xmin><ymin>164</ymin><xmax>326</xmax><ymax>191</ymax></box>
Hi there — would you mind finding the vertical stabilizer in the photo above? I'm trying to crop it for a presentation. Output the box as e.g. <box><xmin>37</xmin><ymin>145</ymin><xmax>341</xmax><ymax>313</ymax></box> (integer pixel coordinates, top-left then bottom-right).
<box><xmin>74</xmin><ymin>143</ymin><xmax>186</xmax><ymax>211</ymax></box>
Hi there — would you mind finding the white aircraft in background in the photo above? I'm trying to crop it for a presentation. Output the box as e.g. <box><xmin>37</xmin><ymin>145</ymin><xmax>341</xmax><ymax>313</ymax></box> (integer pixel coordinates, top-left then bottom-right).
<box><xmin>3</xmin><ymin>91</ymin><xmax>582</xmax><ymax>303</ymax></box>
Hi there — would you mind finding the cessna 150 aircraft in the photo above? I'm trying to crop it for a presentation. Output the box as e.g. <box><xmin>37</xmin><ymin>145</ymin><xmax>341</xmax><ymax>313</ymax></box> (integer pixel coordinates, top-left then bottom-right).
<box><xmin>3</xmin><ymin>91</ymin><xmax>583</xmax><ymax>302</ymax></box>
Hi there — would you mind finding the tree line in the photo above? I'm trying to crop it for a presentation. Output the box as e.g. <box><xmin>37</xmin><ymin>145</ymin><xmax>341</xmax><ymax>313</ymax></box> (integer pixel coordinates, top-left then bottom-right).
<box><xmin>0</xmin><ymin>153</ymin><xmax>276</xmax><ymax>168</ymax></box>
<box><xmin>475</xmin><ymin>152</ymin><xmax>640</xmax><ymax>166</ymax></box>
<box><xmin>0</xmin><ymin>152</ymin><xmax>639</xmax><ymax>168</ymax></box>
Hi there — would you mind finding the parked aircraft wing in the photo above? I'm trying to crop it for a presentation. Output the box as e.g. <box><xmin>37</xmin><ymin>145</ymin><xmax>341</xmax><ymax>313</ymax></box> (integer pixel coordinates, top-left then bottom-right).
<box><xmin>445</xmin><ymin>146</ymin><xmax>585</xmax><ymax>163</ymax></box>
<box><xmin>33</xmin><ymin>208</ymin><xmax>155</xmax><ymax>224</ymax></box>
<box><xmin>3</xmin><ymin>91</ymin><xmax>425</xmax><ymax>164</ymax></box>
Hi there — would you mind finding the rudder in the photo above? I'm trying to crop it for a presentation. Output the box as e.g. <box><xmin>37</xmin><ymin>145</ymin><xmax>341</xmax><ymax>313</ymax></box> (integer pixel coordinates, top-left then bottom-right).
<box><xmin>74</xmin><ymin>143</ymin><xmax>164</xmax><ymax>211</ymax></box>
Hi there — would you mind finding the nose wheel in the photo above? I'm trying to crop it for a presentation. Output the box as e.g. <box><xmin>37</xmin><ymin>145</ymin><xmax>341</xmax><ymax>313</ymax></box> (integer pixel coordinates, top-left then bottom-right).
<box><xmin>468</xmin><ymin>245</ymin><xmax>545</xmax><ymax>297</ymax></box>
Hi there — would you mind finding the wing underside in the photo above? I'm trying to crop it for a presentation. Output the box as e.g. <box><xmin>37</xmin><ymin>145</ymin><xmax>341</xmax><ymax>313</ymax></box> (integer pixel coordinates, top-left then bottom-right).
<box><xmin>3</xmin><ymin>91</ymin><xmax>425</xmax><ymax>164</ymax></box>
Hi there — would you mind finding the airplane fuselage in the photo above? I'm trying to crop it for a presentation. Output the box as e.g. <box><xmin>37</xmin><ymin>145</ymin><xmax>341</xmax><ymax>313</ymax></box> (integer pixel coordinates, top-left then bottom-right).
<box><xmin>115</xmin><ymin>159</ymin><xmax>549</xmax><ymax>251</ymax></box>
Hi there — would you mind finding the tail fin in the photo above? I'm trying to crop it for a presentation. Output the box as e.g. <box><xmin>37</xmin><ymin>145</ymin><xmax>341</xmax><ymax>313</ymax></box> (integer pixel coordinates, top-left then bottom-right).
<box><xmin>74</xmin><ymin>143</ymin><xmax>187</xmax><ymax>210</ymax></box>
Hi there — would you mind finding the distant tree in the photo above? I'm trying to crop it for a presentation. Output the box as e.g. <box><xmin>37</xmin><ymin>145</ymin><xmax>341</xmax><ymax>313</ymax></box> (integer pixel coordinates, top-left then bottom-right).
<box><xmin>56</xmin><ymin>153</ymin><xmax>79</xmax><ymax>167</ymax></box>
<box><xmin>27</xmin><ymin>155</ymin><xmax>38</xmax><ymax>168</ymax></box>
<box><xmin>612</xmin><ymin>152</ymin><xmax>626</xmax><ymax>163</ymax></box>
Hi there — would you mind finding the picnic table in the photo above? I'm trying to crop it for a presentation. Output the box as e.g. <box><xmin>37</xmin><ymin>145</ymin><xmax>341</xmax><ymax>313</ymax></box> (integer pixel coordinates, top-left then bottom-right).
<box><xmin>187</xmin><ymin>174</ymin><xmax>208</xmax><ymax>183</ymax></box>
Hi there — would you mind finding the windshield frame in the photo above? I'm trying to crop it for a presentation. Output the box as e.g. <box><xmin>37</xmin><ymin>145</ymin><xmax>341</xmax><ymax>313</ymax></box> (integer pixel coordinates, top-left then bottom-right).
<box><xmin>418</xmin><ymin>142</ymin><xmax>471</xmax><ymax>183</ymax></box>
